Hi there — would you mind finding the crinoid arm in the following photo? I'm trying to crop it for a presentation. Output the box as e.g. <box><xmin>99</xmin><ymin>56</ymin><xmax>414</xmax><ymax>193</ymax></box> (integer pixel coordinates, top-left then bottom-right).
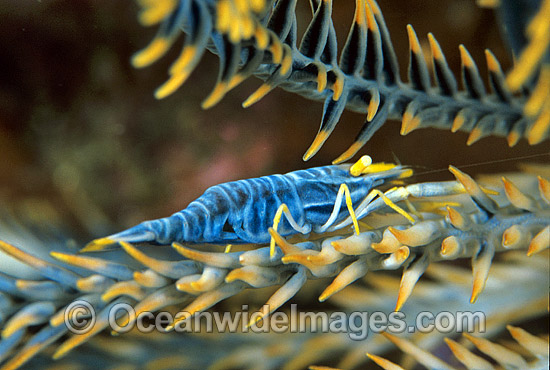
<box><xmin>1</xmin><ymin>167</ymin><xmax>548</xmax><ymax>369</ymax></box>
<box><xmin>133</xmin><ymin>0</ymin><xmax>550</xmax><ymax>161</ymax></box>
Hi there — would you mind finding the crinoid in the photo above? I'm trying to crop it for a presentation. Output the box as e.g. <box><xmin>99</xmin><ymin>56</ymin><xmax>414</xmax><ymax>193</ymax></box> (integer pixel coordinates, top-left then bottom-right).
<box><xmin>0</xmin><ymin>1</ymin><xmax>548</xmax><ymax>370</ymax></box>
<box><xmin>132</xmin><ymin>0</ymin><xmax>550</xmax><ymax>161</ymax></box>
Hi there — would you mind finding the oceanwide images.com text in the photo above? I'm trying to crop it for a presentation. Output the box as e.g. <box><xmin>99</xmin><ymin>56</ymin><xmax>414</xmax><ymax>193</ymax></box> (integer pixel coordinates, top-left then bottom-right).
<box><xmin>65</xmin><ymin>301</ymin><xmax>486</xmax><ymax>341</ymax></box>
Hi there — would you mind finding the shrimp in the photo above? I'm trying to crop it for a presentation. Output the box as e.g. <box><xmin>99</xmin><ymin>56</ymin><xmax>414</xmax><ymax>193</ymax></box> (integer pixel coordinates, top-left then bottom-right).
<box><xmin>83</xmin><ymin>156</ymin><xmax>413</xmax><ymax>251</ymax></box>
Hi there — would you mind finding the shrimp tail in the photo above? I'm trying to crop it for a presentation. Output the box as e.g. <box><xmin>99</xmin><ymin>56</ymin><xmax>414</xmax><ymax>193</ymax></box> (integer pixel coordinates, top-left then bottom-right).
<box><xmin>81</xmin><ymin>215</ymin><xmax>187</xmax><ymax>252</ymax></box>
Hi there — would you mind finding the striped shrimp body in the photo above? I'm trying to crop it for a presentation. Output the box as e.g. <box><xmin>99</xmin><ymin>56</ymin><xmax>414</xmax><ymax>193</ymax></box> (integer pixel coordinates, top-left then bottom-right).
<box><xmin>83</xmin><ymin>156</ymin><xmax>412</xmax><ymax>251</ymax></box>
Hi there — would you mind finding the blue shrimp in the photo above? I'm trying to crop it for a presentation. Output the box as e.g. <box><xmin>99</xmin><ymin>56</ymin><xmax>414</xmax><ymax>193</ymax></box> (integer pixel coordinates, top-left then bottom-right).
<box><xmin>83</xmin><ymin>157</ymin><xmax>412</xmax><ymax>251</ymax></box>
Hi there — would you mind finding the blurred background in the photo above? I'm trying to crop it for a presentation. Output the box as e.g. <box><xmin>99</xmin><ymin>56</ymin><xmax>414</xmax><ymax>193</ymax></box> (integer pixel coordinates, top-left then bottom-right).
<box><xmin>0</xmin><ymin>0</ymin><xmax>547</xmax><ymax>244</ymax></box>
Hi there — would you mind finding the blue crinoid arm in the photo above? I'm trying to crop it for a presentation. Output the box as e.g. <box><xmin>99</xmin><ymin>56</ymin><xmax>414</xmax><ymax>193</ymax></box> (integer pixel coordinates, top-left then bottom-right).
<box><xmin>495</xmin><ymin>0</ymin><xmax>549</xmax><ymax>62</ymax></box>
<box><xmin>0</xmin><ymin>167</ymin><xmax>548</xmax><ymax>370</ymax></box>
<box><xmin>131</xmin><ymin>0</ymin><xmax>549</xmax><ymax>162</ymax></box>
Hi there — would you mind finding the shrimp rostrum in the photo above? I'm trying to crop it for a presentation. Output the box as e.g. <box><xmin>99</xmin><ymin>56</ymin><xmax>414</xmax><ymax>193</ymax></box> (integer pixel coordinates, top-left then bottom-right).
<box><xmin>83</xmin><ymin>156</ymin><xmax>427</xmax><ymax>252</ymax></box>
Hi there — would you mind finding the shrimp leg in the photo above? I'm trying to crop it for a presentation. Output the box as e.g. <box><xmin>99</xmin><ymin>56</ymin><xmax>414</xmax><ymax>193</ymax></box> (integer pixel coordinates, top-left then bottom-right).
<box><xmin>269</xmin><ymin>204</ymin><xmax>310</xmax><ymax>258</ymax></box>
<box><xmin>269</xmin><ymin>184</ymin><xmax>362</xmax><ymax>258</ymax></box>
<box><xmin>317</xmin><ymin>184</ymin><xmax>361</xmax><ymax>234</ymax></box>
<box><xmin>330</xmin><ymin>186</ymin><xmax>418</xmax><ymax>232</ymax></box>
